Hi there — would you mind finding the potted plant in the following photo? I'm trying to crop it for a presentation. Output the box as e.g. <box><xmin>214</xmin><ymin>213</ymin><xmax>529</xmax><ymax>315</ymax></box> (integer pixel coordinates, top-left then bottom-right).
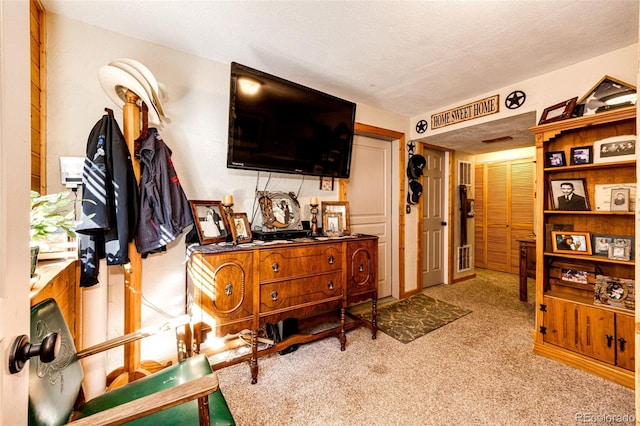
<box><xmin>30</xmin><ymin>190</ymin><xmax>82</xmax><ymax>277</ymax></box>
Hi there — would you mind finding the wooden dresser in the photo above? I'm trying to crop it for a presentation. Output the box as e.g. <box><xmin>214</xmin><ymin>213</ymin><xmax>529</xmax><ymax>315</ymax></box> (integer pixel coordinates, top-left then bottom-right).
<box><xmin>186</xmin><ymin>235</ymin><xmax>378</xmax><ymax>383</ymax></box>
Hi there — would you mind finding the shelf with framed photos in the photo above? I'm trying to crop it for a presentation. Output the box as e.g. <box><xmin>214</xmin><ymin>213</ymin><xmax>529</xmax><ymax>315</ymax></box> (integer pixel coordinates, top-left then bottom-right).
<box><xmin>531</xmin><ymin>105</ymin><xmax>636</xmax><ymax>389</ymax></box>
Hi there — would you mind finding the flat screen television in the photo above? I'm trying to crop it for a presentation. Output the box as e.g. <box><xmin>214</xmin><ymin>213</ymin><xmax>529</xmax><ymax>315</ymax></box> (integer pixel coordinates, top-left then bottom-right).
<box><xmin>227</xmin><ymin>62</ymin><xmax>356</xmax><ymax>178</ymax></box>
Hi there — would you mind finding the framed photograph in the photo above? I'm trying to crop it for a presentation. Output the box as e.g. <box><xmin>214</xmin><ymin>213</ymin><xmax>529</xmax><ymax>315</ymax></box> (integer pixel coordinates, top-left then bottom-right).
<box><xmin>538</xmin><ymin>97</ymin><xmax>577</xmax><ymax>125</ymax></box>
<box><xmin>323</xmin><ymin>213</ymin><xmax>343</xmax><ymax>237</ymax></box>
<box><xmin>549</xmin><ymin>178</ymin><xmax>590</xmax><ymax>211</ymax></box>
<box><xmin>551</xmin><ymin>231</ymin><xmax>592</xmax><ymax>255</ymax></box>
<box><xmin>561</xmin><ymin>268</ymin><xmax>589</xmax><ymax>285</ymax></box>
<box><xmin>569</xmin><ymin>146</ymin><xmax>592</xmax><ymax>165</ymax></box>
<box><xmin>594</xmin><ymin>183</ymin><xmax>636</xmax><ymax>211</ymax></box>
<box><xmin>545</xmin><ymin>151</ymin><xmax>566</xmax><ymax>168</ymax></box>
<box><xmin>593</xmin><ymin>135</ymin><xmax>636</xmax><ymax>164</ymax></box>
<box><xmin>592</xmin><ymin>234</ymin><xmax>614</xmax><ymax>256</ymax></box>
<box><xmin>189</xmin><ymin>200</ymin><xmax>230</xmax><ymax>245</ymax></box>
<box><xmin>229</xmin><ymin>212</ymin><xmax>252</xmax><ymax>245</ymax></box>
<box><xmin>320</xmin><ymin>176</ymin><xmax>334</xmax><ymax>191</ymax></box>
<box><xmin>595</xmin><ymin>275</ymin><xmax>635</xmax><ymax>312</ymax></box>
<box><xmin>321</xmin><ymin>201</ymin><xmax>350</xmax><ymax>235</ymax></box>
<box><xmin>576</xmin><ymin>75</ymin><xmax>637</xmax><ymax>116</ymax></box>
<box><xmin>608</xmin><ymin>240</ymin><xmax>631</xmax><ymax>261</ymax></box>
<box><xmin>609</xmin><ymin>188</ymin><xmax>630</xmax><ymax>212</ymax></box>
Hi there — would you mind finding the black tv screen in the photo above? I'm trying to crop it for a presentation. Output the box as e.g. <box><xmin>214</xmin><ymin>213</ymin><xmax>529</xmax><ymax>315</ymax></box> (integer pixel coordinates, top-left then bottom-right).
<box><xmin>227</xmin><ymin>62</ymin><xmax>356</xmax><ymax>178</ymax></box>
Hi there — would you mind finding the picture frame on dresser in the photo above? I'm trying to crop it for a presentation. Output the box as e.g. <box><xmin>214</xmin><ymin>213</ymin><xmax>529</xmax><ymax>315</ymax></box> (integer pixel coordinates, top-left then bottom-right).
<box><xmin>229</xmin><ymin>212</ymin><xmax>252</xmax><ymax>245</ymax></box>
<box><xmin>189</xmin><ymin>200</ymin><xmax>230</xmax><ymax>244</ymax></box>
<box><xmin>321</xmin><ymin>201</ymin><xmax>350</xmax><ymax>235</ymax></box>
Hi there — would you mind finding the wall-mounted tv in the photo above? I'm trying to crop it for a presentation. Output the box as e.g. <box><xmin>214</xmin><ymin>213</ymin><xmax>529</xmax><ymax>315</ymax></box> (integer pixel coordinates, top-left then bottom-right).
<box><xmin>227</xmin><ymin>62</ymin><xmax>356</xmax><ymax>178</ymax></box>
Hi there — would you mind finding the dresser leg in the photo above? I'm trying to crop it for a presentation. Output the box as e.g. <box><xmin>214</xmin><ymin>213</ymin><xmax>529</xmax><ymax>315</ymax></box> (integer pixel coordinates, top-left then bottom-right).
<box><xmin>339</xmin><ymin>307</ymin><xmax>346</xmax><ymax>350</ymax></box>
<box><xmin>250</xmin><ymin>328</ymin><xmax>259</xmax><ymax>384</ymax></box>
<box><xmin>371</xmin><ymin>297</ymin><xmax>378</xmax><ymax>339</ymax></box>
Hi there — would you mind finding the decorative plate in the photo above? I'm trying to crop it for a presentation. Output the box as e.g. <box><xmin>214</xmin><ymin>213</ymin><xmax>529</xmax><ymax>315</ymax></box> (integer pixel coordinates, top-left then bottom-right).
<box><xmin>257</xmin><ymin>191</ymin><xmax>301</xmax><ymax>231</ymax></box>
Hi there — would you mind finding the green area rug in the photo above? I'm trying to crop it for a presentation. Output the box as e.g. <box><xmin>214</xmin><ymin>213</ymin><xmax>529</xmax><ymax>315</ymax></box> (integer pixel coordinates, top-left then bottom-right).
<box><xmin>361</xmin><ymin>293</ymin><xmax>471</xmax><ymax>344</ymax></box>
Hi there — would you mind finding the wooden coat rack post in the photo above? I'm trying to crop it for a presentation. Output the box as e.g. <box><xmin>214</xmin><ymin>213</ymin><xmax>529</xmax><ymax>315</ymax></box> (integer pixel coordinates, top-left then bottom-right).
<box><xmin>122</xmin><ymin>90</ymin><xmax>143</xmax><ymax>383</ymax></box>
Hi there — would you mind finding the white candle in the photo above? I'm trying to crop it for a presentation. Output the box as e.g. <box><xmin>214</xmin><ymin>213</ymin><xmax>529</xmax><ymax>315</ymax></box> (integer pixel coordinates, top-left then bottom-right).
<box><xmin>223</xmin><ymin>195</ymin><xmax>233</xmax><ymax>205</ymax></box>
<box><xmin>310</xmin><ymin>196</ymin><xmax>318</xmax><ymax>205</ymax></box>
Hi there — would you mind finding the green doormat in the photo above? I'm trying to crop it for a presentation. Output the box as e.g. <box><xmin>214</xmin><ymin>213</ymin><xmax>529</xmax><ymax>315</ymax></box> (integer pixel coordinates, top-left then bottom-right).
<box><xmin>361</xmin><ymin>293</ymin><xmax>471</xmax><ymax>344</ymax></box>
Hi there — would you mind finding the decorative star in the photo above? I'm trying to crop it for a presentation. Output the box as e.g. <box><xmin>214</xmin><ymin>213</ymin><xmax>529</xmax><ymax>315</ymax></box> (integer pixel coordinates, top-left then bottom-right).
<box><xmin>415</xmin><ymin>119</ymin><xmax>428</xmax><ymax>134</ymax></box>
<box><xmin>407</xmin><ymin>141</ymin><xmax>416</xmax><ymax>153</ymax></box>
<box><xmin>505</xmin><ymin>90</ymin><xmax>526</xmax><ymax>109</ymax></box>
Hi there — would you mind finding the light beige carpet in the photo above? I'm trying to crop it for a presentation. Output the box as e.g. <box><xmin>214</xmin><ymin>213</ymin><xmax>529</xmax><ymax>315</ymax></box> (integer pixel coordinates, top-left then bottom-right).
<box><xmin>213</xmin><ymin>270</ymin><xmax>635</xmax><ymax>425</ymax></box>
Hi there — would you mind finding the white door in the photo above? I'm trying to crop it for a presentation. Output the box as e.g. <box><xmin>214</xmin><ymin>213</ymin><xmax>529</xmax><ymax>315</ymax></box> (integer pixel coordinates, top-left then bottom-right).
<box><xmin>421</xmin><ymin>148</ymin><xmax>446</xmax><ymax>287</ymax></box>
<box><xmin>346</xmin><ymin>135</ymin><xmax>392</xmax><ymax>298</ymax></box>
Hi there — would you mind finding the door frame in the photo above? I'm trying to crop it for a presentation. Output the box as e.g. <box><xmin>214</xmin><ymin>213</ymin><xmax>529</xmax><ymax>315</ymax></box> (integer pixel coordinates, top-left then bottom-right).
<box><xmin>342</xmin><ymin>123</ymin><xmax>406</xmax><ymax>299</ymax></box>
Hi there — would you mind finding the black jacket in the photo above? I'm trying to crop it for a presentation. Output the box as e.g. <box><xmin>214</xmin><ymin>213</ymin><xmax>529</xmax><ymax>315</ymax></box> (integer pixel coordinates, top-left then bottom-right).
<box><xmin>135</xmin><ymin>128</ymin><xmax>193</xmax><ymax>257</ymax></box>
<box><xmin>76</xmin><ymin>114</ymin><xmax>139</xmax><ymax>287</ymax></box>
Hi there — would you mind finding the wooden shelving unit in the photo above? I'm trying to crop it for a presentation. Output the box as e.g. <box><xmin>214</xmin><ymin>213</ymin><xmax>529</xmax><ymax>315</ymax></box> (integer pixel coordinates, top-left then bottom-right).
<box><xmin>531</xmin><ymin>106</ymin><xmax>636</xmax><ymax>389</ymax></box>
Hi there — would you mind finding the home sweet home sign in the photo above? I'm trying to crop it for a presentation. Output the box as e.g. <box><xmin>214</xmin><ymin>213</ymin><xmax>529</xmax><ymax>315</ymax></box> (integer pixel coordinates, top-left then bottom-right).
<box><xmin>431</xmin><ymin>95</ymin><xmax>499</xmax><ymax>130</ymax></box>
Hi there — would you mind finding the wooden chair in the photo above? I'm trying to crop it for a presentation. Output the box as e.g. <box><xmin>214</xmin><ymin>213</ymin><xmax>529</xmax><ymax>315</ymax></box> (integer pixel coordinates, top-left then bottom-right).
<box><xmin>23</xmin><ymin>298</ymin><xmax>235</xmax><ymax>425</ymax></box>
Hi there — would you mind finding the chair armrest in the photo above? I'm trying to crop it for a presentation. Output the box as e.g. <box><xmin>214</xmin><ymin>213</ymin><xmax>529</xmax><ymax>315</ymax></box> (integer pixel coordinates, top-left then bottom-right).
<box><xmin>76</xmin><ymin>315</ymin><xmax>190</xmax><ymax>359</ymax></box>
<box><xmin>66</xmin><ymin>373</ymin><xmax>219</xmax><ymax>425</ymax></box>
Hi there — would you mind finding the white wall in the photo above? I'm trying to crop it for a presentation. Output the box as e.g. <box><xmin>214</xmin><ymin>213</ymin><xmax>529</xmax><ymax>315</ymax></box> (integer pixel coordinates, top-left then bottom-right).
<box><xmin>45</xmin><ymin>14</ymin><xmax>409</xmax><ymax>367</ymax></box>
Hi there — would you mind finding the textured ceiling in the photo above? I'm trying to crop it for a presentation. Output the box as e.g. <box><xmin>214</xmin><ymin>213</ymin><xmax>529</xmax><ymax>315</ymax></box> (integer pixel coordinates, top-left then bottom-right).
<box><xmin>42</xmin><ymin>0</ymin><xmax>638</xmax><ymax>153</ymax></box>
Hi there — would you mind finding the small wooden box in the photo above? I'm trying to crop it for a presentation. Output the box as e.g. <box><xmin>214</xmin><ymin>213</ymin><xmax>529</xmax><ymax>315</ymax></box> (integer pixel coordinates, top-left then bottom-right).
<box><xmin>594</xmin><ymin>275</ymin><xmax>635</xmax><ymax>312</ymax></box>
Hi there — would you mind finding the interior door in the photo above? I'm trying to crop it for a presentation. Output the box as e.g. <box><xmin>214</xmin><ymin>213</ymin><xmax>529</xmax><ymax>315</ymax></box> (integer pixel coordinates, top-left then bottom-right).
<box><xmin>421</xmin><ymin>148</ymin><xmax>445</xmax><ymax>287</ymax></box>
<box><xmin>346</xmin><ymin>135</ymin><xmax>392</xmax><ymax>298</ymax></box>
<box><xmin>485</xmin><ymin>162</ymin><xmax>510</xmax><ymax>272</ymax></box>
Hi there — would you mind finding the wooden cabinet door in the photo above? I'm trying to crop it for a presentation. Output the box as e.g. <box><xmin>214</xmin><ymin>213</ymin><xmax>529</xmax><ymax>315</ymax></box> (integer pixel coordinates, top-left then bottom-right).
<box><xmin>615</xmin><ymin>313</ymin><xmax>635</xmax><ymax>371</ymax></box>
<box><xmin>346</xmin><ymin>238</ymin><xmax>378</xmax><ymax>303</ymax></box>
<box><xmin>188</xmin><ymin>251</ymin><xmax>254</xmax><ymax>336</ymax></box>
<box><xmin>542</xmin><ymin>298</ymin><xmax>615</xmax><ymax>364</ymax></box>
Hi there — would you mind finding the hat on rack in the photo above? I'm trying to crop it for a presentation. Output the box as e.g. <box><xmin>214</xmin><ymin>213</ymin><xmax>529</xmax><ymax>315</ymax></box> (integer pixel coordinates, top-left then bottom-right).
<box><xmin>407</xmin><ymin>154</ymin><xmax>426</xmax><ymax>179</ymax></box>
<box><xmin>108</xmin><ymin>58</ymin><xmax>168</xmax><ymax>119</ymax></box>
<box><xmin>407</xmin><ymin>180</ymin><xmax>423</xmax><ymax>205</ymax></box>
<box><xmin>98</xmin><ymin>65</ymin><xmax>162</xmax><ymax>125</ymax></box>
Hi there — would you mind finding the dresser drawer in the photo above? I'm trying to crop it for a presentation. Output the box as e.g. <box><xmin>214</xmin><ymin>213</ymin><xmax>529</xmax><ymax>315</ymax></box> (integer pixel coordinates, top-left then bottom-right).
<box><xmin>259</xmin><ymin>272</ymin><xmax>343</xmax><ymax>315</ymax></box>
<box><xmin>259</xmin><ymin>244</ymin><xmax>342</xmax><ymax>281</ymax></box>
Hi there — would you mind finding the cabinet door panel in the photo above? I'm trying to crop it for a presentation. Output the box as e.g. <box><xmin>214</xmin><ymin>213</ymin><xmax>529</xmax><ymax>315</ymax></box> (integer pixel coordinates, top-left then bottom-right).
<box><xmin>543</xmin><ymin>298</ymin><xmax>615</xmax><ymax>364</ymax></box>
<box><xmin>615</xmin><ymin>313</ymin><xmax>635</xmax><ymax>371</ymax></box>
<box><xmin>346</xmin><ymin>239</ymin><xmax>377</xmax><ymax>302</ymax></box>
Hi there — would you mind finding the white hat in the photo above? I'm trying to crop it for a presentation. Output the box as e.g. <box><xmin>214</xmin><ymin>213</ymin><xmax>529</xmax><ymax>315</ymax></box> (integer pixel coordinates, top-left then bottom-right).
<box><xmin>109</xmin><ymin>58</ymin><xmax>168</xmax><ymax>119</ymax></box>
<box><xmin>98</xmin><ymin>65</ymin><xmax>163</xmax><ymax>125</ymax></box>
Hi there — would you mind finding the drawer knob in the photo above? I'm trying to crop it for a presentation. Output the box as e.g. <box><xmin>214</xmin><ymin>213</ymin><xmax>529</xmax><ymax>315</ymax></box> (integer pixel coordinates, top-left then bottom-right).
<box><xmin>224</xmin><ymin>283</ymin><xmax>233</xmax><ymax>296</ymax></box>
<box><xmin>272</xmin><ymin>262</ymin><xmax>279</xmax><ymax>273</ymax></box>
<box><xmin>328</xmin><ymin>255</ymin><xmax>335</xmax><ymax>264</ymax></box>
<box><xmin>271</xmin><ymin>290</ymin><xmax>279</xmax><ymax>301</ymax></box>
<box><xmin>327</xmin><ymin>281</ymin><xmax>334</xmax><ymax>290</ymax></box>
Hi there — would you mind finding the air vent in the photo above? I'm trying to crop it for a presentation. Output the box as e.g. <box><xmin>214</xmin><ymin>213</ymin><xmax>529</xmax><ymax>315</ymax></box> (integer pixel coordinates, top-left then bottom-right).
<box><xmin>481</xmin><ymin>136</ymin><xmax>513</xmax><ymax>144</ymax></box>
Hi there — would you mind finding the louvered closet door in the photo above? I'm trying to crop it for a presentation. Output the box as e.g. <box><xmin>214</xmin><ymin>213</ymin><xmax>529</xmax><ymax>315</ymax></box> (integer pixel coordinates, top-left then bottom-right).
<box><xmin>477</xmin><ymin>159</ymin><xmax>534</xmax><ymax>274</ymax></box>
<box><xmin>508</xmin><ymin>160</ymin><xmax>535</xmax><ymax>273</ymax></box>
<box><xmin>485</xmin><ymin>163</ymin><xmax>509</xmax><ymax>272</ymax></box>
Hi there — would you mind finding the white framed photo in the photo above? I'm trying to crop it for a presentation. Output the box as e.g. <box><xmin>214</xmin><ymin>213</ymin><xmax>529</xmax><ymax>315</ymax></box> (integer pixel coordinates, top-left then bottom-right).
<box><xmin>609</xmin><ymin>188</ymin><xmax>630</xmax><ymax>212</ymax></box>
<box><xmin>593</xmin><ymin>135</ymin><xmax>636</xmax><ymax>164</ymax></box>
